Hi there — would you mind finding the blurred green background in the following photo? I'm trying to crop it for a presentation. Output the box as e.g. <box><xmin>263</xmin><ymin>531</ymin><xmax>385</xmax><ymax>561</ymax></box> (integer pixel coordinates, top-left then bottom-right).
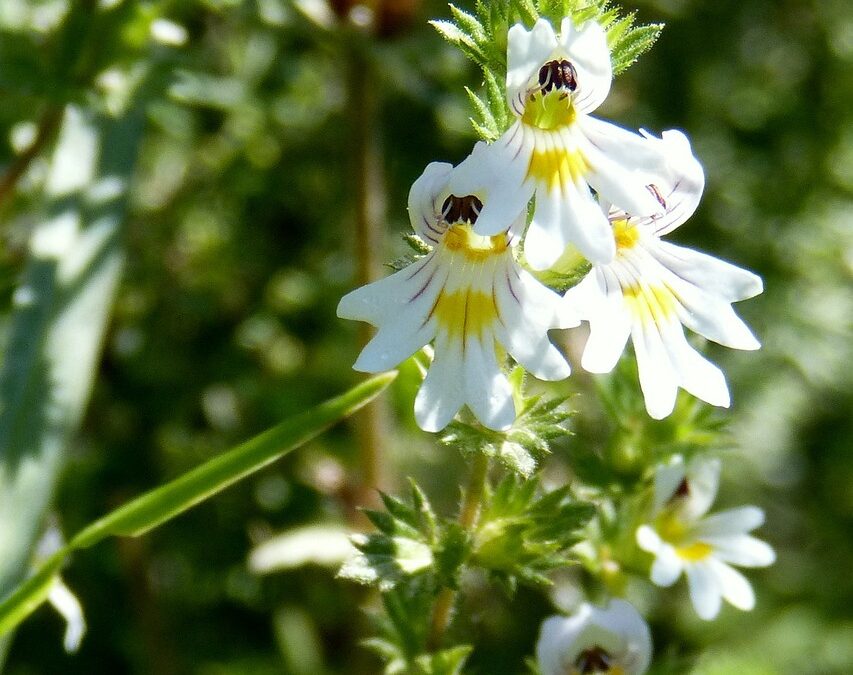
<box><xmin>0</xmin><ymin>0</ymin><xmax>850</xmax><ymax>673</ymax></box>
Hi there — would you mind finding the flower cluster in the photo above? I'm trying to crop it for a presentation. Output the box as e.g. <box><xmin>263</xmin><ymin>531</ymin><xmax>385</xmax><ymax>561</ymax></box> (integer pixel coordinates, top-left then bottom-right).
<box><xmin>339</xmin><ymin>16</ymin><xmax>762</xmax><ymax>430</ymax></box>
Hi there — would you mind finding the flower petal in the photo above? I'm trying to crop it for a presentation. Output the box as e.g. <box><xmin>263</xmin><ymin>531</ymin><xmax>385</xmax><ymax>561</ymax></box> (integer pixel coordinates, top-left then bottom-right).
<box><xmin>463</xmin><ymin>331</ymin><xmax>515</xmax><ymax>431</ymax></box>
<box><xmin>686</xmin><ymin>561</ymin><xmax>723</xmax><ymax>620</ymax></box>
<box><xmin>569</xmin><ymin>268</ymin><xmax>632</xmax><ymax>373</ymax></box>
<box><xmin>708</xmin><ymin>558</ymin><xmax>756</xmax><ymax>611</ymax></box>
<box><xmin>706</xmin><ymin>534</ymin><xmax>776</xmax><ymax>568</ymax></box>
<box><xmin>448</xmin><ymin>129</ymin><xmax>534</xmax><ymax>237</ymax></box>
<box><xmin>651</xmin><ymin>545</ymin><xmax>684</xmax><ymax>587</ymax></box>
<box><xmin>694</xmin><ymin>506</ymin><xmax>766</xmax><ymax>537</ymax></box>
<box><xmin>579</xmin><ymin>116</ymin><xmax>668</xmax><ymax>218</ymax></box>
<box><xmin>653</xmin><ymin>240</ymin><xmax>763</xmax><ymax>303</ymax></box>
<box><xmin>414</xmin><ymin>332</ymin><xmax>466</xmax><ymax>432</ymax></box>
<box><xmin>557</xmin><ymin>17</ymin><xmax>612</xmax><ymax>114</ymax></box>
<box><xmin>407</xmin><ymin>161</ymin><xmax>453</xmax><ymax>243</ymax></box>
<box><xmin>496</xmin><ymin>267</ymin><xmax>574</xmax><ymax>380</ymax></box>
<box><xmin>636</xmin><ymin>524</ymin><xmax>663</xmax><ymax>554</ymax></box>
<box><xmin>527</xmin><ymin>168</ymin><xmax>615</xmax><ymax>268</ymax></box>
<box><xmin>506</xmin><ymin>19</ymin><xmax>559</xmax><ymax>105</ymax></box>
<box><xmin>669</xmin><ymin>332</ymin><xmax>731</xmax><ymax>410</ymax></box>
<box><xmin>632</xmin><ymin>316</ymin><xmax>679</xmax><ymax>420</ymax></box>
<box><xmin>637</xmin><ymin>129</ymin><xmax>705</xmax><ymax>236</ymax></box>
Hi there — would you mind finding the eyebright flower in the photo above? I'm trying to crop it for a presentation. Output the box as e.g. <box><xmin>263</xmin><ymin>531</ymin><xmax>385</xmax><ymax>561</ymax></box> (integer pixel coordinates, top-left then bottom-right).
<box><xmin>448</xmin><ymin>17</ymin><xmax>668</xmax><ymax>270</ymax></box>
<box><xmin>536</xmin><ymin>599</ymin><xmax>652</xmax><ymax>675</ymax></box>
<box><xmin>636</xmin><ymin>457</ymin><xmax>776</xmax><ymax>620</ymax></box>
<box><xmin>337</xmin><ymin>162</ymin><xmax>576</xmax><ymax>433</ymax></box>
<box><xmin>564</xmin><ymin>130</ymin><xmax>763</xmax><ymax>419</ymax></box>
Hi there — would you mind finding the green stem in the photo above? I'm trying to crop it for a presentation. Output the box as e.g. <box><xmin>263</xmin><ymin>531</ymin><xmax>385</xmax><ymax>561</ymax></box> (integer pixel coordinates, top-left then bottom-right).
<box><xmin>427</xmin><ymin>453</ymin><xmax>489</xmax><ymax>651</ymax></box>
<box><xmin>347</xmin><ymin>37</ymin><xmax>389</xmax><ymax>507</ymax></box>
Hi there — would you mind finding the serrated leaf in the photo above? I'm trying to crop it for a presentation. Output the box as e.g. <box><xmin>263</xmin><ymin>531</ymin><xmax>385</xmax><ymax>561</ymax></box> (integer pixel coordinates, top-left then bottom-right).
<box><xmin>448</xmin><ymin>5</ymin><xmax>487</xmax><ymax>41</ymax></box>
<box><xmin>340</xmin><ymin>534</ymin><xmax>434</xmax><ymax>591</ymax></box>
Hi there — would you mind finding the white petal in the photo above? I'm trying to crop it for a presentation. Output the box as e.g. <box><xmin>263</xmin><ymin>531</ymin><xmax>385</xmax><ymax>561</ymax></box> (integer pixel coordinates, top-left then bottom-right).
<box><xmin>407</xmin><ymin>161</ymin><xmax>453</xmax><ymax>243</ymax></box>
<box><xmin>632</xmin><ymin>318</ymin><xmax>679</xmax><ymax>420</ymax></box>
<box><xmin>414</xmin><ymin>333</ymin><xmax>466</xmax><ymax>432</ymax></box>
<box><xmin>337</xmin><ymin>255</ymin><xmax>436</xmax><ymax>326</ymax></box>
<box><xmin>636</xmin><ymin>524</ymin><xmax>663</xmax><ymax>554</ymax></box>
<box><xmin>527</xmin><ymin>170</ymin><xmax>615</xmax><ymax>268</ymax></box>
<box><xmin>707</xmin><ymin>535</ymin><xmax>776</xmax><ymax>568</ymax></box>
<box><xmin>463</xmin><ymin>331</ymin><xmax>516</xmax><ymax>431</ymax></box>
<box><xmin>48</xmin><ymin>578</ymin><xmax>87</xmax><ymax>653</ymax></box>
<box><xmin>637</xmin><ymin>129</ymin><xmax>704</xmax><ymax>235</ymax></box>
<box><xmin>670</xmin><ymin>334</ymin><xmax>731</xmax><ymax>409</ymax></box>
<box><xmin>496</xmin><ymin>268</ymin><xmax>573</xmax><ymax>380</ymax></box>
<box><xmin>693</xmin><ymin>506</ymin><xmax>766</xmax><ymax>537</ymax></box>
<box><xmin>686</xmin><ymin>562</ymin><xmax>723</xmax><ymax>620</ymax></box>
<box><xmin>708</xmin><ymin>558</ymin><xmax>756</xmax><ymax>611</ymax></box>
<box><xmin>682</xmin><ymin>457</ymin><xmax>721</xmax><ymax>520</ymax></box>
<box><xmin>506</xmin><ymin>19</ymin><xmax>559</xmax><ymax>105</ymax></box>
<box><xmin>352</xmin><ymin>318</ymin><xmax>434</xmax><ymax>373</ymax></box>
<box><xmin>650</xmin><ymin>545</ymin><xmax>684</xmax><ymax>587</ymax></box>
<box><xmin>449</xmin><ymin>129</ymin><xmax>533</xmax><ymax>236</ymax></box>
<box><xmin>536</xmin><ymin>601</ymin><xmax>652</xmax><ymax>675</ymax></box>
<box><xmin>578</xmin><ymin>116</ymin><xmax>668</xmax><ymax>217</ymax></box>
<box><xmin>557</xmin><ymin>17</ymin><xmax>612</xmax><ymax>114</ymax></box>
<box><xmin>570</xmin><ymin>269</ymin><xmax>632</xmax><ymax>373</ymax></box>
<box><xmin>653</xmin><ymin>240</ymin><xmax>763</xmax><ymax>303</ymax></box>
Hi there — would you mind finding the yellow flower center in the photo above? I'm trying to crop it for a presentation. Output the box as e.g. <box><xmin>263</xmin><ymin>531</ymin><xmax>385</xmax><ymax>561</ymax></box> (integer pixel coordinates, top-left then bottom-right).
<box><xmin>522</xmin><ymin>90</ymin><xmax>577</xmax><ymax>131</ymax></box>
<box><xmin>613</xmin><ymin>219</ymin><xmax>640</xmax><ymax>250</ymax></box>
<box><xmin>676</xmin><ymin>542</ymin><xmax>714</xmax><ymax>562</ymax></box>
<box><xmin>443</xmin><ymin>224</ymin><xmax>507</xmax><ymax>262</ymax></box>
<box><xmin>656</xmin><ymin>513</ymin><xmax>714</xmax><ymax>562</ymax></box>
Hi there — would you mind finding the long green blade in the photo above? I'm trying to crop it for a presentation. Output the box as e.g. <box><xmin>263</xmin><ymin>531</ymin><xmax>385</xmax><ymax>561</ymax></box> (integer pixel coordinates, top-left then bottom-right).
<box><xmin>0</xmin><ymin>372</ymin><xmax>394</xmax><ymax>640</ymax></box>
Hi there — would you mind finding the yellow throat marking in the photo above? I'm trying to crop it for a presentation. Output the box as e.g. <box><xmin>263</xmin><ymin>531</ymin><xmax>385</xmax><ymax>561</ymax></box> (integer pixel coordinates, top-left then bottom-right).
<box><xmin>613</xmin><ymin>219</ymin><xmax>640</xmax><ymax>250</ymax></box>
<box><xmin>622</xmin><ymin>282</ymin><xmax>677</xmax><ymax>327</ymax></box>
<box><xmin>522</xmin><ymin>91</ymin><xmax>576</xmax><ymax>131</ymax></box>
<box><xmin>527</xmin><ymin>145</ymin><xmax>589</xmax><ymax>191</ymax></box>
<box><xmin>432</xmin><ymin>225</ymin><xmax>505</xmax><ymax>341</ymax></box>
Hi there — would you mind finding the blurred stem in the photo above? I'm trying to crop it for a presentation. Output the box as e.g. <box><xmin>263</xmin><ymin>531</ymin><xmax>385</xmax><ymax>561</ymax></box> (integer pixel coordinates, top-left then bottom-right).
<box><xmin>427</xmin><ymin>453</ymin><xmax>489</xmax><ymax>651</ymax></box>
<box><xmin>0</xmin><ymin>107</ymin><xmax>63</xmax><ymax>209</ymax></box>
<box><xmin>348</xmin><ymin>37</ymin><xmax>388</xmax><ymax>505</ymax></box>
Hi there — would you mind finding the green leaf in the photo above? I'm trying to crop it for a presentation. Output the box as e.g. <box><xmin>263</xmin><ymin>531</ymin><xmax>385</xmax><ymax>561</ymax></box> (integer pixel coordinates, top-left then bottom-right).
<box><xmin>413</xmin><ymin>645</ymin><xmax>473</xmax><ymax>674</ymax></box>
<box><xmin>472</xmin><ymin>475</ymin><xmax>596</xmax><ymax>586</ymax></box>
<box><xmin>440</xmin><ymin>373</ymin><xmax>574</xmax><ymax>477</ymax></box>
<box><xmin>0</xmin><ymin>373</ymin><xmax>395</xmax><ymax>640</ymax></box>
<box><xmin>339</xmin><ymin>534</ymin><xmax>434</xmax><ymax>590</ymax></box>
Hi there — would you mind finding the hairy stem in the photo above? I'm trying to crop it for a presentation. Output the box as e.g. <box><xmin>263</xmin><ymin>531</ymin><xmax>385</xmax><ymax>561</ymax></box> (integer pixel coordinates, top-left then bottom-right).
<box><xmin>347</xmin><ymin>39</ymin><xmax>389</xmax><ymax>508</ymax></box>
<box><xmin>427</xmin><ymin>453</ymin><xmax>489</xmax><ymax>651</ymax></box>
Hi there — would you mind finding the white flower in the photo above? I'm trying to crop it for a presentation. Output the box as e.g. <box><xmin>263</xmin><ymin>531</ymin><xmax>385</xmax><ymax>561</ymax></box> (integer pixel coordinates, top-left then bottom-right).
<box><xmin>338</xmin><ymin>162</ymin><xmax>577</xmax><ymax>433</ymax></box>
<box><xmin>448</xmin><ymin>17</ymin><xmax>668</xmax><ymax>270</ymax></box>
<box><xmin>565</xmin><ymin>130</ymin><xmax>763</xmax><ymax>419</ymax></box>
<box><xmin>536</xmin><ymin>599</ymin><xmax>652</xmax><ymax>675</ymax></box>
<box><xmin>636</xmin><ymin>457</ymin><xmax>776</xmax><ymax>621</ymax></box>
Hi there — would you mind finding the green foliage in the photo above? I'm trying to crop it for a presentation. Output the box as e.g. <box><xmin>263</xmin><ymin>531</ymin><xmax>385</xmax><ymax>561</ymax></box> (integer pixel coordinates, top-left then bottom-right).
<box><xmin>472</xmin><ymin>475</ymin><xmax>596</xmax><ymax>588</ymax></box>
<box><xmin>339</xmin><ymin>481</ymin><xmax>471</xmax><ymax>592</ymax></box>
<box><xmin>389</xmin><ymin>233</ymin><xmax>433</xmax><ymax>272</ymax></box>
<box><xmin>440</xmin><ymin>368</ymin><xmax>574</xmax><ymax>476</ymax></box>
<box><xmin>431</xmin><ymin>0</ymin><xmax>663</xmax><ymax>139</ymax></box>
<box><xmin>0</xmin><ymin>373</ymin><xmax>395</xmax><ymax>641</ymax></box>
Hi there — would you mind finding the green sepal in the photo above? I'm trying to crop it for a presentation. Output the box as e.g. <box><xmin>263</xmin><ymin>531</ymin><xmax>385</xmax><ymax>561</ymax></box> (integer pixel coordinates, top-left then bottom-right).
<box><xmin>338</xmin><ymin>481</ymin><xmax>471</xmax><ymax>592</ymax></box>
<box><xmin>440</xmin><ymin>368</ymin><xmax>574</xmax><ymax>477</ymax></box>
<box><xmin>471</xmin><ymin>475</ymin><xmax>596</xmax><ymax>588</ymax></box>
